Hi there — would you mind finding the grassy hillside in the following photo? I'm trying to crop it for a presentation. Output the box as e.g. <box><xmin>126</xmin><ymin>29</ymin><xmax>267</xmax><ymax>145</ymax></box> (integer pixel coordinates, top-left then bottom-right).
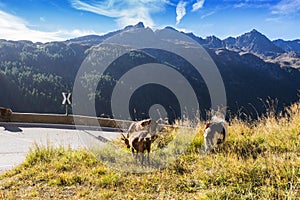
<box><xmin>0</xmin><ymin>102</ymin><xmax>299</xmax><ymax>199</ymax></box>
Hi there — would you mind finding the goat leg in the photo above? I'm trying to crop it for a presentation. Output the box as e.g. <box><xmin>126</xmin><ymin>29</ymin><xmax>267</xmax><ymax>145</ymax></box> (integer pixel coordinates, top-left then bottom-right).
<box><xmin>205</xmin><ymin>136</ymin><xmax>214</xmax><ymax>152</ymax></box>
<box><xmin>131</xmin><ymin>147</ymin><xmax>138</xmax><ymax>164</ymax></box>
<box><xmin>146</xmin><ymin>153</ymin><xmax>150</xmax><ymax>166</ymax></box>
<box><xmin>141</xmin><ymin>153</ymin><xmax>145</xmax><ymax>166</ymax></box>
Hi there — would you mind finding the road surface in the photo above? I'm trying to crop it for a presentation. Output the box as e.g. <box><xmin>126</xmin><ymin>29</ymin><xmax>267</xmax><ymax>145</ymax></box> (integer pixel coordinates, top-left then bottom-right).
<box><xmin>0</xmin><ymin>122</ymin><xmax>122</xmax><ymax>173</ymax></box>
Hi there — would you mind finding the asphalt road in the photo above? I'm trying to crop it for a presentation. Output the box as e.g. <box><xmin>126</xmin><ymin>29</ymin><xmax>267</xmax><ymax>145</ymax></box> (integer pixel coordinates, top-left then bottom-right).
<box><xmin>0</xmin><ymin>122</ymin><xmax>122</xmax><ymax>173</ymax></box>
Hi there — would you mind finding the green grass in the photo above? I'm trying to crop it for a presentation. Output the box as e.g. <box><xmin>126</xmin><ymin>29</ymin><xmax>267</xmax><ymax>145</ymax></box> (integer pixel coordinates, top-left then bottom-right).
<box><xmin>0</xmin><ymin>102</ymin><xmax>300</xmax><ymax>199</ymax></box>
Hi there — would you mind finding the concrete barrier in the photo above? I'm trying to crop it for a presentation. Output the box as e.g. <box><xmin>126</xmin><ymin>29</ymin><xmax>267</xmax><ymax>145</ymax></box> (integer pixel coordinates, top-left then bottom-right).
<box><xmin>0</xmin><ymin>112</ymin><xmax>132</xmax><ymax>129</ymax></box>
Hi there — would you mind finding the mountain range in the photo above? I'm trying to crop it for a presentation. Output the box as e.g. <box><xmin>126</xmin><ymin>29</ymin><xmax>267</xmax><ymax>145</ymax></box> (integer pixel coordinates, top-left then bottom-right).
<box><xmin>68</xmin><ymin>23</ymin><xmax>300</xmax><ymax>68</ymax></box>
<box><xmin>0</xmin><ymin>22</ymin><xmax>299</xmax><ymax>120</ymax></box>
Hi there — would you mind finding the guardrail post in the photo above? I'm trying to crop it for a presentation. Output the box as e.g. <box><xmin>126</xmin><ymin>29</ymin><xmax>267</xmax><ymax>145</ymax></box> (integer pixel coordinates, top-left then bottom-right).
<box><xmin>62</xmin><ymin>92</ymin><xmax>71</xmax><ymax>116</ymax></box>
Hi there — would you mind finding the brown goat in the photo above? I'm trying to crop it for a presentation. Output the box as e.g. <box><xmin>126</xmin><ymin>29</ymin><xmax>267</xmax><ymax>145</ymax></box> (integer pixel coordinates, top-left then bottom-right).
<box><xmin>121</xmin><ymin>131</ymin><xmax>157</xmax><ymax>165</ymax></box>
<box><xmin>121</xmin><ymin>118</ymin><xmax>163</xmax><ymax>165</ymax></box>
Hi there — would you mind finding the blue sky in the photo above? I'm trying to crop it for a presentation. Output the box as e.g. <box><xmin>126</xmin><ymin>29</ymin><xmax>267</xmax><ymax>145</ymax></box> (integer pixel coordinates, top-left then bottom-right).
<box><xmin>0</xmin><ymin>0</ymin><xmax>299</xmax><ymax>42</ymax></box>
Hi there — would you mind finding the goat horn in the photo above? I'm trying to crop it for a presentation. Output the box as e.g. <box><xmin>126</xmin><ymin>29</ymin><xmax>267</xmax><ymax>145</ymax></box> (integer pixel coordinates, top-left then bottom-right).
<box><xmin>141</xmin><ymin>118</ymin><xmax>151</xmax><ymax>126</ymax></box>
<box><xmin>121</xmin><ymin>133</ymin><xmax>127</xmax><ymax>139</ymax></box>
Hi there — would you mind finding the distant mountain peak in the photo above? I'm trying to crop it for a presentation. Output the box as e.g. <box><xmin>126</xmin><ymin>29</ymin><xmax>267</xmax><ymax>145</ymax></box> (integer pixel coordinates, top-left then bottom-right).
<box><xmin>164</xmin><ymin>26</ymin><xmax>178</xmax><ymax>31</ymax></box>
<box><xmin>232</xmin><ymin>29</ymin><xmax>285</xmax><ymax>57</ymax></box>
<box><xmin>136</xmin><ymin>22</ymin><xmax>145</xmax><ymax>28</ymax></box>
<box><xmin>206</xmin><ymin>35</ymin><xmax>218</xmax><ymax>39</ymax></box>
<box><xmin>244</xmin><ymin>29</ymin><xmax>265</xmax><ymax>38</ymax></box>
<box><xmin>250</xmin><ymin>29</ymin><xmax>259</xmax><ymax>33</ymax></box>
<box><xmin>125</xmin><ymin>22</ymin><xmax>145</xmax><ymax>29</ymax></box>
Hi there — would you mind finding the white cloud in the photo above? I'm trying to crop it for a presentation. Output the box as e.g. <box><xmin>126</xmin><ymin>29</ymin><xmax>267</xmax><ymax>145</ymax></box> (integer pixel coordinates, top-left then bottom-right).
<box><xmin>176</xmin><ymin>1</ymin><xmax>187</xmax><ymax>25</ymax></box>
<box><xmin>272</xmin><ymin>0</ymin><xmax>300</xmax><ymax>14</ymax></box>
<box><xmin>192</xmin><ymin>0</ymin><xmax>205</xmax><ymax>12</ymax></box>
<box><xmin>0</xmin><ymin>10</ymin><xmax>98</xmax><ymax>42</ymax></box>
<box><xmin>70</xmin><ymin>0</ymin><xmax>166</xmax><ymax>28</ymax></box>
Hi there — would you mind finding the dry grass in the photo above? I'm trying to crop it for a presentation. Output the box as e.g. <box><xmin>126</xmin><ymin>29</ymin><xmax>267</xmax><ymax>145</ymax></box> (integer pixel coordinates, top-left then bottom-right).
<box><xmin>0</xmin><ymin>101</ymin><xmax>300</xmax><ymax>199</ymax></box>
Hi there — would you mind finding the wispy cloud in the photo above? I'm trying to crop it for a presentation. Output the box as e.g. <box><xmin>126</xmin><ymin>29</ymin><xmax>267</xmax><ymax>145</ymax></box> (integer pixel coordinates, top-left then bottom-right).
<box><xmin>265</xmin><ymin>17</ymin><xmax>282</xmax><ymax>22</ymax></box>
<box><xmin>0</xmin><ymin>10</ymin><xmax>98</xmax><ymax>42</ymax></box>
<box><xmin>271</xmin><ymin>0</ymin><xmax>300</xmax><ymax>15</ymax></box>
<box><xmin>200</xmin><ymin>11</ymin><xmax>215</xmax><ymax>19</ymax></box>
<box><xmin>233</xmin><ymin>3</ymin><xmax>247</xmax><ymax>8</ymax></box>
<box><xmin>192</xmin><ymin>0</ymin><xmax>205</xmax><ymax>12</ymax></box>
<box><xmin>176</xmin><ymin>1</ymin><xmax>187</xmax><ymax>25</ymax></box>
<box><xmin>233</xmin><ymin>1</ymin><xmax>273</xmax><ymax>9</ymax></box>
<box><xmin>69</xmin><ymin>0</ymin><xmax>166</xmax><ymax>28</ymax></box>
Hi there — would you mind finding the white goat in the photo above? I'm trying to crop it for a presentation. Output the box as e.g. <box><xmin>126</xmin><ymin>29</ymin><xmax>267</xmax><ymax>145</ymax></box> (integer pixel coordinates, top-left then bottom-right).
<box><xmin>203</xmin><ymin>115</ymin><xmax>228</xmax><ymax>152</ymax></box>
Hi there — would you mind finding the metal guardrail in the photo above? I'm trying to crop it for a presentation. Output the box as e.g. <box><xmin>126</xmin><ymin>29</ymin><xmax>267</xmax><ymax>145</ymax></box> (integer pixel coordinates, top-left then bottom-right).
<box><xmin>0</xmin><ymin>112</ymin><xmax>190</xmax><ymax>132</ymax></box>
<box><xmin>0</xmin><ymin>112</ymin><xmax>133</xmax><ymax>129</ymax></box>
